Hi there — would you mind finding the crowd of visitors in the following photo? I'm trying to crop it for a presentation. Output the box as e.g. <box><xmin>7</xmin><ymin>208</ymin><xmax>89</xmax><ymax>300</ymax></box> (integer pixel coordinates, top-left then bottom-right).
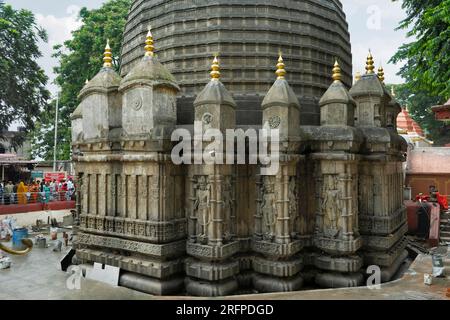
<box><xmin>0</xmin><ymin>178</ymin><xmax>75</xmax><ymax>207</ymax></box>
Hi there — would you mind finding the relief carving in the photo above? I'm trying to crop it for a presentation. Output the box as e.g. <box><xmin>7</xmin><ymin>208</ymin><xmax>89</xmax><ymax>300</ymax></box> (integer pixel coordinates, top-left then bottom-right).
<box><xmin>260</xmin><ymin>176</ymin><xmax>277</xmax><ymax>242</ymax></box>
<box><xmin>322</xmin><ymin>175</ymin><xmax>342</xmax><ymax>239</ymax></box>
<box><xmin>193</xmin><ymin>176</ymin><xmax>211</xmax><ymax>244</ymax></box>
<box><xmin>222</xmin><ymin>176</ymin><xmax>235</xmax><ymax>242</ymax></box>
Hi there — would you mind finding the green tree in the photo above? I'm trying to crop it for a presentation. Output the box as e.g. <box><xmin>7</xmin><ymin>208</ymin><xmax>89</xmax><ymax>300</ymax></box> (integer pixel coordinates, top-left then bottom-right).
<box><xmin>390</xmin><ymin>0</ymin><xmax>450</xmax><ymax>144</ymax></box>
<box><xmin>31</xmin><ymin>0</ymin><xmax>131</xmax><ymax>160</ymax></box>
<box><xmin>0</xmin><ymin>1</ymin><xmax>49</xmax><ymax>146</ymax></box>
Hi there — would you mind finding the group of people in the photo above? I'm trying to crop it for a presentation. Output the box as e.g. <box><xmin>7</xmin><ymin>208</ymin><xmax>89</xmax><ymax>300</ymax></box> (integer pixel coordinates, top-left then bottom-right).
<box><xmin>0</xmin><ymin>178</ymin><xmax>75</xmax><ymax>207</ymax></box>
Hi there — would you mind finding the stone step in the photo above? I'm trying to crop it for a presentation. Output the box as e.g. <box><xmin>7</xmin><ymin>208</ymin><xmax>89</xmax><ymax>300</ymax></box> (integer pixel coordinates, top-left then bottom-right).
<box><xmin>441</xmin><ymin>231</ymin><xmax>450</xmax><ymax>238</ymax></box>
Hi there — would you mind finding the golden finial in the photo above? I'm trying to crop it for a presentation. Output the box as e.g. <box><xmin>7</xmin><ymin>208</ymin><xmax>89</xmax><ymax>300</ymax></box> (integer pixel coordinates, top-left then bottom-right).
<box><xmin>355</xmin><ymin>71</ymin><xmax>362</xmax><ymax>82</ymax></box>
<box><xmin>144</xmin><ymin>26</ymin><xmax>154</xmax><ymax>57</ymax></box>
<box><xmin>210</xmin><ymin>55</ymin><xmax>220</xmax><ymax>80</ymax></box>
<box><xmin>378</xmin><ymin>64</ymin><xmax>385</xmax><ymax>83</ymax></box>
<box><xmin>366</xmin><ymin>50</ymin><xmax>375</xmax><ymax>74</ymax></box>
<box><xmin>332</xmin><ymin>59</ymin><xmax>342</xmax><ymax>82</ymax></box>
<box><xmin>103</xmin><ymin>39</ymin><xmax>113</xmax><ymax>68</ymax></box>
<box><xmin>85</xmin><ymin>79</ymin><xmax>89</xmax><ymax>85</ymax></box>
<box><xmin>276</xmin><ymin>53</ymin><xmax>286</xmax><ymax>80</ymax></box>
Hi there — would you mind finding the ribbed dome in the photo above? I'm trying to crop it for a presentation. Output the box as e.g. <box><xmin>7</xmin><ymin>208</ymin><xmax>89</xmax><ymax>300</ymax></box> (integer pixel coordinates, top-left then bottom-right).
<box><xmin>120</xmin><ymin>0</ymin><xmax>352</xmax><ymax>126</ymax></box>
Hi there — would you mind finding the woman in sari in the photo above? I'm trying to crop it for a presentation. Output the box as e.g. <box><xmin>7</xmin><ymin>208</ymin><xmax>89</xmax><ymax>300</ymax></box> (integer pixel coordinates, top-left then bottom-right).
<box><xmin>17</xmin><ymin>181</ymin><xmax>28</xmax><ymax>205</ymax></box>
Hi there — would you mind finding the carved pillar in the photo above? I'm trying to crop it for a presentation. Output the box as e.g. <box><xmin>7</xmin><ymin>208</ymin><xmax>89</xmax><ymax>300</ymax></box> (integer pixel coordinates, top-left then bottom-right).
<box><xmin>311</xmin><ymin>61</ymin><xmax>364</xmax><ymax>288</ymax></box>
<box><xmin>251</xmin><ymin>56</ymin><xmax>305</xmax><ymax>293</ymax></box>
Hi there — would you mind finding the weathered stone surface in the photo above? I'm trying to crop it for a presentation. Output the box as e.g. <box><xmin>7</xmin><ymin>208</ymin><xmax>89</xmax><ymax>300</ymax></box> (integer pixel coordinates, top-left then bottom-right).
<box><xmin>185</xmin><ymin>277</ymin><xmax>239</xmax><ymax>297</ymax></box>
<box><xmin>253</xmin><ymin>273</ymin><xmax>304</xmax><ymax>293</ymax></box>
<box><xmin>77</xmin><ymin>248</ymin><xmax>184</xmax><ymax>279</ymax></box>
<box><xmin>363</xmin><ymin>238</ymin><xmax>408</xmax><ymax>267</ymax></box>
<box><xmin>119</xmin><ymin>272</ymin><xmax>184</xmax><ymax>295</ymax></box>
<box><xmin>253</xmin><ymin>256</ymin><xmax>304</xmax><ymax>278</ymax></box>
<box><xmin>186</xmin><ymin>242</ymin><xmax>240</xmax><ymax>262</ymax></box>
<box><xmin>362</xmin><ymin>223</ymin><xmax>408</xmax><ymax>251</ymax></box>
<box><xmin>185</xmin><ymin>258</ymin><xmax>240</xmax><ymax>281</ymax></box>
<box><xmin>76</xmin><ymin>233</ymin><xmax>186</xmax><ymax>259</ymax></box>
<box><xmin>252</xmin><ymin>240</ymin><xmax>303</xmax><ymax>259</ymax></box>
<box><xmin>313</xmin><ymin>255</ymin><xmax>363</xmax><ymax>273</ymax></box>
<box><xmin>315</xmin><ymin>272</ymin><xmax>364</xmax><ymax>288</ymax></box>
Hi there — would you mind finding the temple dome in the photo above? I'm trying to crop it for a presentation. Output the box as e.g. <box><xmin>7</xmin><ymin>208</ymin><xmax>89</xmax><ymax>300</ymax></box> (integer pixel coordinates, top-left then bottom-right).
<box><xmin>120</xmin><ymin>0</ymin><xmax>353</xmax><ymax>126</ymax></box>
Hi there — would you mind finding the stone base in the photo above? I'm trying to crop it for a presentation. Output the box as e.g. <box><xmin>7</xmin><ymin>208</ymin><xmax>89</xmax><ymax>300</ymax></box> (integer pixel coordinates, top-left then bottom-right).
<box><xmin>363</xmin><ymin>237</ymin><xmax>407</xmax><ymax>267</ymax></box>
<box><xmin>185</xmin><ymin>258</ymin><xmax>239</xmax><ymax>281</ymax></box>
<box><xmin>119</xmin><ymin>272</ymin><xmax>184</xmax><ymax>296</ymax></box>
<box><xmin>377</xmin><ymin>250</ymin><xmax>409</xmax><ymax>283</ymax></box>
<box><xmin>236</xmin><ymin>271</ymin><xmax>254</xmax><ymax>289</ymax></box>
<box><xmin>253</xmin><ymin>273</ymin><xmax>304</xmax><ymax>293</ymax></box>
<box><xmin>314</xmin><ymin>236</ymin><xmax>362</xmax><ymax>256</ymax></box>
<box><xmin>253</xmin><ymin>256</ymin><xmax>303</xmax><ymax>277</ymax></box>
<box><xmin>185</xmin><ymin>277</ymin><xmax>239</xmax><ymax>297</ymax></box>
<box><xmin>315</xmin><ymin>272</ymin><xmax>364</xmax><ymax>289</ymax></box>
<box><xmin>77</xmin><ymin>248</ymin><xmax>183</xmax><ymax>279</ymax></box>
<box><xmin>313</xmin><ymin>254</ymin><xmax>363</xmax><ymax>273</ymax></box>
<box><xmin>362</xmin><ymin>223</ymin><xmax>408</xmax><ymax>251</ymax></box>
<box><xmin>252</xmin><ymin>240</ymin><xmax>303</xmax><ymax>259</ymax></box>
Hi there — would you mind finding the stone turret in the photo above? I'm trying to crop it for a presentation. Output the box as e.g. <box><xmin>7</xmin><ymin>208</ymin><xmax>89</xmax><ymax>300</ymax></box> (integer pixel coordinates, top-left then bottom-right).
<box><xmin>252</xmin><ymin>56</ymin><xmax>305</xmax><ymax>293</ymax></box>
<box><xmin>261</xmin><ymin>55</ymin><xmax>301</xmax><ymax>146</ymax></box>
<box><xmin>194</xmin><ymin>56</ymin><xmax>236</xmax><ymax>133</ymax></box>
<box><xmin>350</xmin><ymin>52</ymin><xmax>391</xmax><ymax>128</ymax></box>
<box><xmin>311</xmin><ymin>60</ymin><xmax>364</xmax><ymax>288</ymax></box>
<box><xmin>319</xmin><ymin>60</ymin><xmax>356</xmax><ymax>127</ymax></box>
<box><xmin>350</xmin><ymin>53</ymin><xmax>408</xmax><ymax>284</ymax></box>
<box><xmin>78</xmin><ymin>40</ymin><xmax>122</xmax><ymax>142</ymax></box>
<box><xmin>119</xmin><ymin>27</ymin><xmax>180</xmax><ymax>141</ymax></box>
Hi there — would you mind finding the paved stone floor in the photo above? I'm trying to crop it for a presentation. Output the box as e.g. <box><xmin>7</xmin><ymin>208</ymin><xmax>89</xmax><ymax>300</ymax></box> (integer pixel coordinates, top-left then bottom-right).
<box><xmin>0</xmin><ymin>235</ymin><xmax>449</xmax><ymax>300</ymax></box>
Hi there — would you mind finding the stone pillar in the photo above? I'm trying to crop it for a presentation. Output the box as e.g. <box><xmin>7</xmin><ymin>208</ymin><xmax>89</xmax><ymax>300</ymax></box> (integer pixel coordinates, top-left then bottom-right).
<box><xmin>311</xmin><ymin>61</ymin><xmax>364</xmax><ymax>288</ymax></box>
<box><xmin>251</xmin><ymin>56</ymin><xmax>304</xmax><ymax>293</ymax></box>
<box><xmin>75</xmin><ymin>33</ymin><xmax>187</xmax><ymax>296</ymax></box>
<box><xmin>185</xmin><ymin>57</ymin><xmax>240</xmax><ymax>296</ymax></box>
<box><xmin>350</xmin><ymin>55</ymin><xmax>408</xmax><ymax>283</ymax></box>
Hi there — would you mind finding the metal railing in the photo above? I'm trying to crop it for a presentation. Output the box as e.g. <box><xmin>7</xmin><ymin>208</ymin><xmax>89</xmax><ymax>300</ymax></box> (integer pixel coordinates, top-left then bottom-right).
<box><xmin>0</xmin><ymin>191</ymin><xmax>75</xmax><ymax>206</ymax></box>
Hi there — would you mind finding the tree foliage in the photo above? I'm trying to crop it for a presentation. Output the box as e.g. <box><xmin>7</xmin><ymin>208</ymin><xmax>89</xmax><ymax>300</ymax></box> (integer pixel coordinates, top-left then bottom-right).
<box><xmin>31</xmin><ymin>0</ymin><xmax>131</xmax><ymax>160</ymax></box>
<box><xmin>390</xmin><ymin>0</ymin><xmax>450</xmax><ymax>144</ymax></box>
<box><xmin>0</xmin><ymin>1</ymin><xmax>49</xmax><ymax>138</ymax></box>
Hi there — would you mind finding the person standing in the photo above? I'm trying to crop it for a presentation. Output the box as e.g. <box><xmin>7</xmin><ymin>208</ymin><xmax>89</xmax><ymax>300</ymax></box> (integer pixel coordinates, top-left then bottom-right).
<box><xmin>17</xmin><ymin>181</ymin><xmax>28</xmax><ymax>205</ymax></box>
<box><xmin>0</xmin><ymin>181</ymin><xmax>4</xmax><ymax>205</ymax></box>
<box><xmin>4</xmin><ymin>181</ymin><xmax>14</xmax><ymax>205</ymax></box>
<box><xmin>66</xmin><ymin>178</ymin><xmax>74</xmax><ymax>201</ymax></box>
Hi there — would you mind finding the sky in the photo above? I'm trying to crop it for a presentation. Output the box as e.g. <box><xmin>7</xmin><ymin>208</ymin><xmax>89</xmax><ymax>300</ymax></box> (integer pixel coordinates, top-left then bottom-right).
<box><xmin>5</xmin><ymin>0</ymin><xmax>411</xmax><ymax>97</ymax></box>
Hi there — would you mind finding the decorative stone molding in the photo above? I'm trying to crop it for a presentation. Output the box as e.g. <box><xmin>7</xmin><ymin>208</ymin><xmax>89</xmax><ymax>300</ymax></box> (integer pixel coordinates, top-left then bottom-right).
<box><xmin>251</xmin><ymin>240</ymin><xmax>303</xmax><ymax>259</ymax></box>
<box><xmin>186</xmin><ymin>241</ymin><xmax>240</xmax><ymax>261</ymax></box>
<box><xmin>76</xmin><ymin>233</ymin><xmax>186</xmax><ymax>259</ymax></box>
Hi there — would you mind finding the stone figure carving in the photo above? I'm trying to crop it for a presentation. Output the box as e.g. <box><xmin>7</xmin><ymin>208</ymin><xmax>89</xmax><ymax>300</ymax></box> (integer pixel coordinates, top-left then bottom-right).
<box><xmin>222</xmin><ymin>176</ymin><xmax>235</xmax><ymax>241</ymax></box>
<box><xmin>322</xmin><ymin>175</ymin><xmax>342</xmax><ymax>238</ymax></box>
<box><xmin>289</xmin><ymin>177</ymin><xmax>299</xmax><ymax>236</ymax></box>
<box><xmin>193</xmin><ymin>176</ymin><xmax>211</xmax><ymax>244</ymax></box>
<box><xmin>260</xmin><ymin>176</ymin><xmax>277</xmax><ymax>241</ymax></box>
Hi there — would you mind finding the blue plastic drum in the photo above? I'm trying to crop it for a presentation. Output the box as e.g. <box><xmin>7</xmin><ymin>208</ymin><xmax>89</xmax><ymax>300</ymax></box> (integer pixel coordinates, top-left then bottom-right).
<box><xmin>12</xmin><ymin>228</ymin><xmax>29</xmax><ymax>251</ymax></box>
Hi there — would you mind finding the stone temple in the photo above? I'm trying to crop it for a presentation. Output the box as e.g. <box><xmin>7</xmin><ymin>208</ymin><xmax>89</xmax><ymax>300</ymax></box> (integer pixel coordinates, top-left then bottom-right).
<box><xmin>71</xmin><ymin>0</ymin><xmax>408</xmax><ymax>296</ymax></box>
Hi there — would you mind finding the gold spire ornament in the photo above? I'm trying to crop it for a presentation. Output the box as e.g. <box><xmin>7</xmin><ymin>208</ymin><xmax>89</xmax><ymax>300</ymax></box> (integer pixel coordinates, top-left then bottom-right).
<box><xmin>144</xmin><ymin>26</ymin><xmax>155</xmax><ymax>57</ymax></box>
<box><xmin>355</xmin><ymin>71</ymin><xmax>362</xmax><ymax>82</ymax></box>
<box><xmin>276</xmin><ymin>53</ymin><xmax>286</xmax><ymax>80</ymax></box>
<box><xmin>85</xmin><ymin>79</ymin><xmax>89</xmax><ymax>85</ymax></box>
<box><xmin>103</xmin><ymin>39</ymin><xmax>113</xmax><ymax>68</ymax></box>
<box><xmin>332</xmin><ymin>59</ymin><xmax>342</xmax><ymax>82</ymax></box>
<box><xmin>378</xmin><ymin>65</ymin><xmax>385</xmax><ymax>83</ymax></box>
<box><xmin>366</xmin><ymin>50</ymin><xmax>375</xmax><ymax>74</ymax></box>
<box><xmin>210</xmin><ymin>55</ymin><xmax>220</xmax><ymax>80</ymax></box>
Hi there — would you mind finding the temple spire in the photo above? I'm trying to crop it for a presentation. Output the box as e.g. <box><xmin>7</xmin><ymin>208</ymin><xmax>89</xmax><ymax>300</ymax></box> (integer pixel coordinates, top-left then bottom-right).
<box><xmin>365</xmin><ymin>50</ymin><xmax>375</xmax><ymax>74</ymax></box>
<box><xmin>355</xmin><ymin>71</ymin><xmax>362</xmax><ymax>82</ymax></box>
<box><xmin>378</xmin><ymin>64</ymin><xmax>385</xmax><ymax>83</ymax></box>
<box><xmin>391</xmin><ymin>86</ymin><xmax>396</xmax><ymax>97</ymax></box>
<box><xmin>332</xmin><ymin>59</ymin><xmax>342</xmax><ymax>82</ymax></box>
<box><xmin>103</xmin><ymin>39</ymin><xmax>113</xmax><ymax>68</ymax></box>
<box><xmin>210</xmin><ymin>55</ymin><xmax>221</xmax><ymax>81</ymax></box>
<box><xmin>144</xmin><ymin>26</ymin><xmax>154</xmax><ymax>57</ymax></box>
<box><xmin>276</xmin><ymin>53</ymin><xmax>286</xmax><ymax>80</ymax></box>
